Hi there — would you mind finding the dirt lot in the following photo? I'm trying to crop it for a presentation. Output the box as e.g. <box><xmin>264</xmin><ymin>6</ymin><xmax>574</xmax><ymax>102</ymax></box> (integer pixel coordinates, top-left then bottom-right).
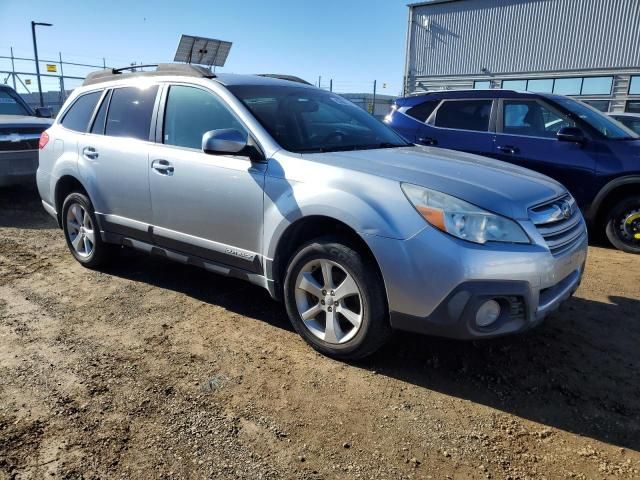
<box><xmin>1</xmin><ymin>185</ymin><xmax>639</xmax><ymax>480</ymax></box>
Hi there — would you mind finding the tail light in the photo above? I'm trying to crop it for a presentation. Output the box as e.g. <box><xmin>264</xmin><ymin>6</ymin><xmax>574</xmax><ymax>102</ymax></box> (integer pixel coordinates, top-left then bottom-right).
<box><xmin>39</xmin><ymin>131</ymin><xmax>49</xmax><ymax>149</ymax></box>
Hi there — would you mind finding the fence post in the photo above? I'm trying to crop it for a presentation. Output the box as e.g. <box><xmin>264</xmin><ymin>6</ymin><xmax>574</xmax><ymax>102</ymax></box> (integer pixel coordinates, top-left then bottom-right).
<box><xmin>318</xmin><ymin>75</ymin><xmax>321</xmax><ymax>89</ymax></box>
<box><xmin>330</xmin><ymin>79</ymin><xmax>333</xmax><ymax>92</ymax></box>
<box><xmin>372</xmin><ymin>80</ymin><xmax>377</xmax><ymax>115</ymax></box>
<box><xmin>58</xmin><ymin>52</ymin><xmax>66</xmax><ymax>100</ymax></box>
<box><xmin>10</xmin><ymin>47</ymin><xmax>17</xmax><ymax>90</ymax></box>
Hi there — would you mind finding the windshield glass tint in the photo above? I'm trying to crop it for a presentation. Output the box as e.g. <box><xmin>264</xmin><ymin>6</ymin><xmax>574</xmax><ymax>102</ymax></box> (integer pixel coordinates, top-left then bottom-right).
<box><xmin>228</xmin><ymin>85</ymin><xmax>409</xmax><ymax>153</ymax></box>
<box><xmin>554</xmin><ymin>96</ymin><xmax>639</xmax><ymax>139</ymax></box>
<box><xmin>0</xmin><ymin>90</ymin><xmax>30</xmax><ymax>115</ymax></box>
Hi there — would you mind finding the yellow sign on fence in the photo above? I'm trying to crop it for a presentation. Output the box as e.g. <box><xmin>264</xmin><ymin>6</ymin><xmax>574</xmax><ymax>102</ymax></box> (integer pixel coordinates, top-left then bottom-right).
<box><xmin>46</xmin><ymin>64</ymin><xmax>57</xmax><ymax>73</ymax></box>
<box><xmin>25</xmin><ymin>79</ymin><xmax>31</xmax><ymax>85</ymax></box>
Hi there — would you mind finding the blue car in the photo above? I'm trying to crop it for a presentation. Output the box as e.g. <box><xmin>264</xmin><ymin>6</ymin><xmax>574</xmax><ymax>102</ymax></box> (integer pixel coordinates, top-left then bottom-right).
<box><xmin>385</xmin><ymin>89</ymin><xmax>640</xmax><ymax>253</ymax></box>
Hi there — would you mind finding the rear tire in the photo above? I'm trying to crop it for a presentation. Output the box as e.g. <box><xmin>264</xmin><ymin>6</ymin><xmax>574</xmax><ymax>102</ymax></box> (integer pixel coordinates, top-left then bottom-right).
<box><xmin>604</xmin><ymin>196</ymin><xmax>640</xmax><ymax>254</ymax></box>
<box><xmin>283</xmin><ymin>236</ymin><xmax>391</xmax><ymax>360</ymax></box>
<box><xmin>61</xmin><ymin>192</ymin><xmax>112</xmax><ymax>268</ymax></box>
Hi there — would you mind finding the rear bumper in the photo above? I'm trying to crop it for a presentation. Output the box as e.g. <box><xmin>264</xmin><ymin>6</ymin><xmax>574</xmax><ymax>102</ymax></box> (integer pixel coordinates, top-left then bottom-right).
<box><xmin>0</xmin><ymin>150</ymin><xmax>38</xmax><ymax>186</ymax></box>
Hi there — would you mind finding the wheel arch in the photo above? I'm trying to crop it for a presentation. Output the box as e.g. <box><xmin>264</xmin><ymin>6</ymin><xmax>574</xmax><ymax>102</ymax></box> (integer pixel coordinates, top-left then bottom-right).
<box><xmin>54</xmin><ymin>175</ymin><xmax>89</xmax><ymax>227</ymax></box>
<box><xmin>269</xmin><ymin>215</ymin><xmax>388</xmax><ymax>305</ymax></box>
<box><xmin>588</xmin><ymin>175</ymin><xmax>640</xmax><ymax>227</ymax></box>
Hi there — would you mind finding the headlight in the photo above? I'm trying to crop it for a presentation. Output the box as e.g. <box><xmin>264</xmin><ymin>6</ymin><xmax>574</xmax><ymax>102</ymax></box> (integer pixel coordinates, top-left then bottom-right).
<box><xmin>401</xmin><ymin>183</ymin><xmax>530</xmax><ymax>244</ymax></box>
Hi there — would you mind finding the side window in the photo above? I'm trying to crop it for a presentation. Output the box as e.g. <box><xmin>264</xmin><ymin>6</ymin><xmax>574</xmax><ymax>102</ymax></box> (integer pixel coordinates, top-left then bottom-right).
<box><xmin>434</xmin><ymin>100</ymin><xmax>492</xmax><ymax>132</ymax></box>
<box><xmin>90</xmin><ymin>90</ymin><xmax>111</xmax><ymax>134</ymax></box>
<box><xmin>163</xmin><ymin>85</ymin><xmax>245</xmax><ymax>149</ymax></box>
<box><xmin>61</xmin><ymin>91</ymin><xmax>101</xmax><ymax>132</ymax></box>
<box><xmin>503</xmin><ymin>100</ymin><xmax>573</xmax><ymax>138</ymax></box>
<box><xmin>105</xmin><ymin>86</ymin><xmax>159</xmax><ymax>141</ymax></box>
<box><xmin>406</xmin><ymin>100</ymin><xmax>440</xmax><ymax>122</ymax></box>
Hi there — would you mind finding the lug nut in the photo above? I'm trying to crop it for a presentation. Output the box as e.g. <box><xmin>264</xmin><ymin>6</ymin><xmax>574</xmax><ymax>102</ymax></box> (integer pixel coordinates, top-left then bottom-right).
<box><xmin>330</xmin><ymin>290</ymin><xmax>335</xmax><ymax>296</ymax></box>
<box><xmin>334</xmin><ymin>301</ymin><xmax>339</xmax><ymax>306</ymax></box>
<box><xmin>321</xmin><ymin>300</ymin><xmax>325</xmax><ymax>305</ymax></box>
<box><xmin>322</xmin><ymin>290</ymin><xmax>327</xmax><ymax>295</ymax></box>
<box><xmin>327</xmin><ymin>306</ymin><xmax>333</xmax><ymax>312</ymax></box>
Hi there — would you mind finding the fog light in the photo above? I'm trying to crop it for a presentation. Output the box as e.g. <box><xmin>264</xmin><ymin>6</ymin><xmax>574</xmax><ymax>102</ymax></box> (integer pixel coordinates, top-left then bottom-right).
<box><xmin>476</xmin><ymin>299</ymin><xmax>501</xmax><ymax>327</ymax></box>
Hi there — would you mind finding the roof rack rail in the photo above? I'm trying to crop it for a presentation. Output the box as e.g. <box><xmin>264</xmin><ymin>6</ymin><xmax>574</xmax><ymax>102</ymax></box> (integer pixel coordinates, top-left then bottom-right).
<box><xmin>83</xmin><ymin>63</ymin><xmax>216</xmax><ymax>86</ymax></box>
<box><xmin>256</xmin><ymin>74</ymin><xmax>313</xmax><ymax>86</ymax></box>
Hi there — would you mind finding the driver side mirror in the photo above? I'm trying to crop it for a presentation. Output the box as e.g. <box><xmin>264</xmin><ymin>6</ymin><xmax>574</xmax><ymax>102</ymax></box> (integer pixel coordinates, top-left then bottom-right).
<box><xmin>202</xmin><ymin>129</ymin><xmax>248</xmax><ymax>155</ymax></box>
<box><xmin>35</xmin><ymin>106</ymin><xmax>53</xmax><ymax>118</ymax></box>
<box><xmin>557</xmin><ymin>126</ymin><xmax>586</xmax><ymax>144</ymax></box>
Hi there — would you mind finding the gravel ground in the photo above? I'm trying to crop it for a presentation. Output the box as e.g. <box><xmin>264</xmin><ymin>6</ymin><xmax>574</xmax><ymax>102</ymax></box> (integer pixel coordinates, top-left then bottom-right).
<box><xmin>1</xmin><ymin>185</ymin><xmax>639</xmax><ymax>480</ymax></box>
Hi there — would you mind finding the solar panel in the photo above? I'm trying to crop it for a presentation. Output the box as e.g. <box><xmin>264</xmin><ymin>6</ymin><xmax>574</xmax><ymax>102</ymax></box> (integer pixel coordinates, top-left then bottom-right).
<box><xmin>174</xmin><ymin>34</ymin><xmax>232</xmax><ymax>67</ymax></box>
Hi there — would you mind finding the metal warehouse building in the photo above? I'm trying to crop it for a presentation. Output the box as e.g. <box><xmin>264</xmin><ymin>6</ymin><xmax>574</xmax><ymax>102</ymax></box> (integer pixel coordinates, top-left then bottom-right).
<box><xmin>403</xmin><ymin>0</ymin><xmax>640</xmax><ymax>113</ymax></box>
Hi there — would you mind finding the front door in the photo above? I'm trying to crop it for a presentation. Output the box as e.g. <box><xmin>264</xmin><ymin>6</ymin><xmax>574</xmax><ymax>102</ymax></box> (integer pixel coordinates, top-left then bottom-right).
<box><xmin>493</xmin><ymin>98</ymin><xmax>597</xmax><ymax>206</ymax></box>
<box><xmin>148</xmin><ymin>84</ymin><xmax>265</xmax><ymax>273</ymax></box>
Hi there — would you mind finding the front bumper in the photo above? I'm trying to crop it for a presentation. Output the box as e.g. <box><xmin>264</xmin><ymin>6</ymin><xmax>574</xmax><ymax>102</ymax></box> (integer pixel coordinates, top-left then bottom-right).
<box><xmin>0</xmin><ymin>150</ymin><xmax>38</xmax><ymax>186</ymax></box>
<box><xmin>365</xmin><ymin>221</ymin><xmax>588</xmax><ymax>340</ymax></box>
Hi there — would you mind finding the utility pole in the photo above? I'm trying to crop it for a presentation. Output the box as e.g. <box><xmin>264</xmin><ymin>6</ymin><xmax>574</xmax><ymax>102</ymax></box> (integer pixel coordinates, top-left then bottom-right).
<box><xmin>330</xmin><ymin>79</ymin><xmax>333</xmax><ymax>92</ymax></box>
<box><xmin>10</xmin><ymin>47</ymin><xmax>17</xmax><ymax>90</ymax></box>
<box><xmin>318</xmin><ymin>75</ymin><xmax>322</xmax><ymax>89</ymax></box>
<box><xmin>31</xmin><ymin>20</ymin><xmax>53</xmax><ymax>107</ymax></box>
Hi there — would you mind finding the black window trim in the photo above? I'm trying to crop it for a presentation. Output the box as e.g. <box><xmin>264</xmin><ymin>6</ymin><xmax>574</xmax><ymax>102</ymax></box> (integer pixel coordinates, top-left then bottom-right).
<box><xmin>87</xmin><ymin>89</ymin><xmax>112</xmax><ymax>135</ymax></box>
<box><xmin>155</xmin><ymin>81</ymin><xmax>264</xmax><ymax>159</ymax></box>
<box><xmin>426</xmin><ymin>98</ymin><xmax>497</xmax><ymax>134</ymax></box>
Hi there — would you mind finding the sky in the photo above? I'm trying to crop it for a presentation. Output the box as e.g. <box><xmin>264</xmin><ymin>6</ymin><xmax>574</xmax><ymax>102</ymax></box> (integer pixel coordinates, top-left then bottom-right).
<box><xmin>0</xmin><ymin>0</ymin><xmax>410</xmax><ymax>95</ymax></box>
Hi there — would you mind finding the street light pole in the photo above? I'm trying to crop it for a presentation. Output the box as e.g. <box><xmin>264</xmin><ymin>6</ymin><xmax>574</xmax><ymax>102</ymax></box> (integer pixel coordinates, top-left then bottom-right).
<box><xmin>31</xmin><ymin>21</ymin><xmax>53</xmax><ymax>107</ymax></box>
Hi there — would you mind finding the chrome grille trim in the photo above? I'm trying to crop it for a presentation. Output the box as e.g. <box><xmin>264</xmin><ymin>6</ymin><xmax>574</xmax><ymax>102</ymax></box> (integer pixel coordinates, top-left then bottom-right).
<box><xmin>529</xmin><ymin>195</ymin><xmax>586</xmax><ymax>256</ymax></box>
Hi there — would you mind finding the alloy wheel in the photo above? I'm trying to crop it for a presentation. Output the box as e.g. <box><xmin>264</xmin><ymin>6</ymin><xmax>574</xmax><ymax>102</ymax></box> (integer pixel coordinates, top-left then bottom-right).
<box><xmin>66</xmin><ymin>203</ymin><xmax>95</xmax><ymax>258</ymax></box>
<box><xmin>294</xmin><ymin>259</ymin><xmax>363</xmax><ymax>344</ymax></box>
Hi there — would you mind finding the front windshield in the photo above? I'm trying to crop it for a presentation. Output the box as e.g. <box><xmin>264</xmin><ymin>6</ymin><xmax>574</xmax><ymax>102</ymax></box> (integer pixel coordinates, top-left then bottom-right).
<box><xmin>553</xmin><ymin>96</ymin><xmax>639</xmax><ymax>140</ymax></box>
<box><xmin>228</xmin><ymin>85</ymin><xmax>410</xmax><ymax>153</ymax></box>
<box><xmin>0</xmin><ymin>89</ymin><xmax>31</xmax><ymax>116</ymax></box>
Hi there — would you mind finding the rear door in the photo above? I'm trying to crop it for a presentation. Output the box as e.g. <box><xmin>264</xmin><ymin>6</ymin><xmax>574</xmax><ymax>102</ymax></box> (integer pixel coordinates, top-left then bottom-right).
<box><xmin>77</xmin><ymin>85</ymin><xmax>159</xmax><ymax>239</ymax></box>
<box><xmin>416</xmin><ymin>98</ymin><xmax>496</xmax><ymax>156</ymax></box>
<box><xmin>492</xmin><ymin>98</ymin><xmax>597</xmax><ymax>205</ymax></box>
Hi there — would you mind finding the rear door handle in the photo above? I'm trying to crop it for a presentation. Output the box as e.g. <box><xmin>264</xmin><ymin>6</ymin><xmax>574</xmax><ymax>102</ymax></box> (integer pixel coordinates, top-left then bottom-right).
<box><xmin>497</xmin><ymin>145</ymin><xmax>519</xmax><ymax>154</ymax></box>
<box><xmin>418</xmin><ymin>137</ymin><xmax>438</xmax><ymax>146</ymax></box>
<box><xmin>151</xmin><ymin>159</ymin><xmax>174</xmax><ymax>176</ymax></box>
<box><xmin>82</xmin><ymin>146</ymin><xmax>98</xmax><ymax>160</ymax></box>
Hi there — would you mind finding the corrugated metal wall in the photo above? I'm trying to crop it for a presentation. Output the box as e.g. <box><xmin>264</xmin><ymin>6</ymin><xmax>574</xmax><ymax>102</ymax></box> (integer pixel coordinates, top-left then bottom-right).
<box><xmin>407</xmin><ymin>0</ymin><xmax>640</xmax><ymax>78</ymax></box>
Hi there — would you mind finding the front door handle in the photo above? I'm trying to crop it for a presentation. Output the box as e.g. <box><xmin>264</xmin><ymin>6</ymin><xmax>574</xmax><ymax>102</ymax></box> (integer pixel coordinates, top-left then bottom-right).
<box><xmin>151</xmin><ymin>159</ymin><xmax>174</xmax><ymax>176</ymax></box>
<box><xmin>418</xmin><ymin>137</ymin><xmax>438</xmax><ymax>146</ymax></box>
<box><xmin>82</xmin><ymin>146</ymin><xmax>99</xmax><ymax>160</ymax></box>
<box><xmin>497</xmin><ymin>145</ymin><xmax>519</xmax><ymax>155</ymax></box>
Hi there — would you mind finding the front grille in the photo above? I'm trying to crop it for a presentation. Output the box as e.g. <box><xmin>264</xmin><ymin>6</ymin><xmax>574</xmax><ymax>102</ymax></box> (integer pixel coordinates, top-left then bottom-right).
<box><xmin>0</xmin><ymin>127</ymin><xmax>45</xmax><ymax>152</ymax></box>
<box><xmin>530</xmin><ymin>195</ymin><xmax>586</xmax><ymax>256</ymax></box>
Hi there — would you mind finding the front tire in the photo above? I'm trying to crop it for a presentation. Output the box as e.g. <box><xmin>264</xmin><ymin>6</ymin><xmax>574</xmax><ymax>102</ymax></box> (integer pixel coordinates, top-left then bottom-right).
<box><xmin>283</xmin><ymin>236</ymin><xmax>390</xmax><ymax>360</ymax></box>
<box><xmin>605</xmin><ymin>196</ymin><xmax>640</xmax><ymax>254</ymax></box>
<box><xmin>61</xmin><ymin>192</ymin><xmax>111</xmax><ymax>268</ymax></box>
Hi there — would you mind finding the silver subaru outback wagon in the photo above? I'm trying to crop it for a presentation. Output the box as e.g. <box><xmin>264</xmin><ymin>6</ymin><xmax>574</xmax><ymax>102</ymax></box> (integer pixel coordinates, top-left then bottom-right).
<box><xmin>37</xmin><ymin>64</ymin><xmax>588</xmax><ymax>359</ymax></box>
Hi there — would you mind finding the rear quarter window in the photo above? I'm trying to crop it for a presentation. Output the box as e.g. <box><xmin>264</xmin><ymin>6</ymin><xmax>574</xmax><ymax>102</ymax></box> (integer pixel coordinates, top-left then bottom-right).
<box><xmin>60</xmin><ymin>91</ymin><xmax>102</xmax><ymax>132</ymax></box>
<box><xmin>406</xmin><ymin>100</ymin><xmax>440</xmax><ymax>122</ymax></box>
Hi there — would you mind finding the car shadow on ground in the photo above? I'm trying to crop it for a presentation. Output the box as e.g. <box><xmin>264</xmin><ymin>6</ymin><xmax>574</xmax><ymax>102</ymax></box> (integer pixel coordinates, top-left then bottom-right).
<box><xmin>0</xmin><ymin>184</ymin><xmax>57</xmax><ymax>230</ymax></box>
<box><xmin>105</xmin><ymin>248</ymin><xmax>640</xmax><ymax>451</ymax></box>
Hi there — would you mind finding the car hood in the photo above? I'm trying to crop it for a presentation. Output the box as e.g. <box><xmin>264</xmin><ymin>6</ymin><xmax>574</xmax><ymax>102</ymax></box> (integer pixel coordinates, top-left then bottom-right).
<box><xmin>0</xmin><ymin>115</ymin><xmax>53</xmax><ymax>129</ymax></box>
<box><xmin>302</xmin><ymin>146</ymin><xmax>567</xmax><ymax>220</ymax></box>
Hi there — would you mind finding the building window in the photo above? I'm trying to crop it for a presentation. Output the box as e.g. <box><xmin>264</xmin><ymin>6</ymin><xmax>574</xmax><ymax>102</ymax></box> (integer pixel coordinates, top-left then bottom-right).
<box><xmin>553</xmin><ymin>78</ymin><xmax>582</xmax><ymax>95</ymax></box>
<box><xmin>474</xmin><ymin>80</ymin><xmax>491</xmax><ymax>89</ymax></box>
<box><xmin>581</xmin><ymin>100</ymin><xmax>610</xmax><ymax>112</ymax></box>
<box><xmin>581</xmin><ymin>76</ymin><xmax>613</xmax><ymax>95</ymax></box>
<box><xmin>526</xmin><ymin>79</ymin><xmax>554</xmax><ymax>93</ymax></box>
<box><xmin>630</xmin><ymin>76</ymin><xmax>640</xmax><ymax>95</ymax></box>
<box><xmin>626</xmin><ymin>101</ymin><xmax>640</xmax><ymax>114</ymax></box>
<box><xmin>502</xmin><ymin>80</ymin><xmax>527</xmax><ymax>90</ymax></box>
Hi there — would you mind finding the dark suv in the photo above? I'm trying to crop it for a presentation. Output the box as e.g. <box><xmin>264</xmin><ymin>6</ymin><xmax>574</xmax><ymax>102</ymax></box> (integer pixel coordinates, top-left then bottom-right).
<box><xmin>0</xmin><ymin>84</ymin><xmax>52</xmax><ymax>186</ymax></box>
<box><xmin>385</xmin><ymin>89</ymin><xmax>640</xmax><ymax>253</ymax></box>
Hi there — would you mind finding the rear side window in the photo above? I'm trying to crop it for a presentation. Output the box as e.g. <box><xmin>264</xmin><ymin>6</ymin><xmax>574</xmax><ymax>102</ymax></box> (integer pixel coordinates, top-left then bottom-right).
<box><xmin>163</xmin><ymin>85</ymin><xmax>245</xmax><ymax>149</ymax></box>
<box><xmin>406</xmin><ymin>100</ymin><xmax>440</xmax><ymax>122</ymax></box>
<box><xmin>105</xmin><ymin>86</ymin><xmax>159</xmax><ymax>141</ymax></box>
<box><xmin>434</xmin><ymin>100</ymin><xmax>492</xmax><ymax>132</ymax></box>
<box><xmin>61</xmin><ymin>91</ymin><xmax>101</xmax><ymax>132</ymax></box>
